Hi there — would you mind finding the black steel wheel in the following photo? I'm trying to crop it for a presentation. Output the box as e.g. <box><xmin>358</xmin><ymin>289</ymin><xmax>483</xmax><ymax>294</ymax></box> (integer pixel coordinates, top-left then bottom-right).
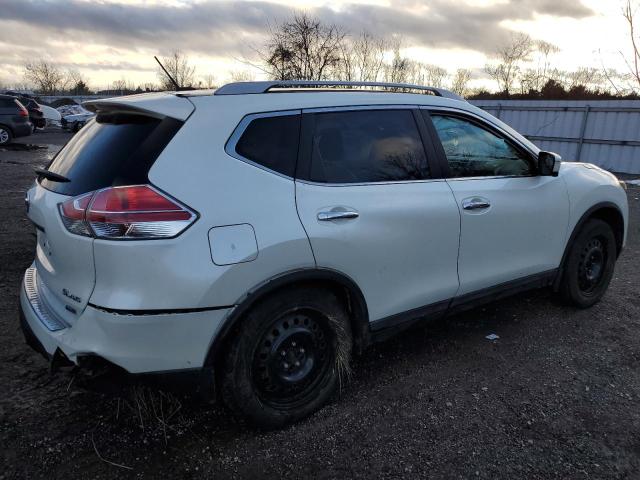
<box><xmin>252</xmin><ymin>309</ymin><xmax>333</xmax><ymax>408</ymax></box>
<box><xmin>221</xmin><ymin>286</ymin><xmax>352</xmax><ymax>429</ymax></box>
<box><xmin>577</xmin><ymin>237</ymin><xmax>607</xmax><ymax>294</ymax></box>
<box><xmin>560</xmin><ymin>218</ymin><xmax>617</xmax><ymax>308</ymax></box>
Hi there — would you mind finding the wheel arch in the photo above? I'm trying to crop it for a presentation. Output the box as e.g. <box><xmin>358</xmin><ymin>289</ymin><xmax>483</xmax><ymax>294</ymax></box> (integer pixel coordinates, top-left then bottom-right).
<box><xmin>554</xmin><ymin>201</ymin><xmax>625</xmax><ymax>290</ymax></box>
<box><xmin>204</xmin><ymin>268</ymin><xmax>371</xmax><ymax>369</ymax></box>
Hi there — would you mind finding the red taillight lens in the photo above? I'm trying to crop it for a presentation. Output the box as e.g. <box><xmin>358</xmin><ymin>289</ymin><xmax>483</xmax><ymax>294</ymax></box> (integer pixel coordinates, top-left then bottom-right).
<box><xmin>14</xmin><ymin>100</ymin><xmax>29</xmax><ymax>116</ymax></box>
<box><xmin>58</xmin><ymin>185</ymin><xmax>196</xmax><ymax>239</ymax></box>
<box><xmin>59</xmin><ymin>193</ymin><xmax>93</xmax><ymax>236</ymax></box>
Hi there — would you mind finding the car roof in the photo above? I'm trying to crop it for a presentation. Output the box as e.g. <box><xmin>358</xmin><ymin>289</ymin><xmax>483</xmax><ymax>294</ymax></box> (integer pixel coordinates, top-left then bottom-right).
<box><xmin>85</xmin><ymin>81</ymin><xmax>467</xmax><ymax>121</ymax></box>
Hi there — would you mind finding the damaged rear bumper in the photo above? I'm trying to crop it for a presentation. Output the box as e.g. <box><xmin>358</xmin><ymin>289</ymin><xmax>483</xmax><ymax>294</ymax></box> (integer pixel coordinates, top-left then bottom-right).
<box><xmin>19</xmin><ymin>265</ymin><xmax>232</xmax><ymax>376</ymax></box>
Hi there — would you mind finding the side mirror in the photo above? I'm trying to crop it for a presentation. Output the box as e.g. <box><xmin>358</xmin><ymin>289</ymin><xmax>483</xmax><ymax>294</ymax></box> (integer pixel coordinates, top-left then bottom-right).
<box><xmin>538</xmin><ymin>151</ymin><xmax>561</xmax><ymax>177</ymax></box>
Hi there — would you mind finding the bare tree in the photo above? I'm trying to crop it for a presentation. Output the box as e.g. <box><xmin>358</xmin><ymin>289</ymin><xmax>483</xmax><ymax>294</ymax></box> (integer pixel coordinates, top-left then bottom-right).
<box><xmin>450</xmin><ymin>68</ymin><xmax>472</xmax><ymax>96</ymax></box>
<box><xmin>484</xmin><ymin>32</ymin><xmax>534</xmax><ymax>94</ymax></box>
<box><xmin>260</xmin><ymin>12</ymin><xmax>345</xmax><ymax>80</ymax></box>
<box><xmin>422</xmin><ymin>64</ymin><xmax>448</xmax><ymax>87</ymax></box>
<box><xmin>519</xmin><ymin>40</ymin><xmax>560</xmax><ymax>93</ymax></box>
<box><xmin>229</xmin><ymin>70</ymin><xmax>255</xmax><ymax>82</ymax></box>
<box><xmin>112</xmin><ymin>78</ymin><xmax>136</xmax><ymax>95</ymax></box>
<box><xmin>622</xmin><ymin>0</ymin><xmax>640</xmax><ymax>90</ymax></box>
<box><xmin>563</xmin><ymin>67</ymin><xmax>603</xmax><ymax>90</ymax></box>
<box><xmin>336</xmin><ymin>31</ymin><xmax>387</xmax><ymax>81</ymax></box>
<box><xmin>65</xmin><ymin>69</ymin><xmax>91</xmax><ymax>95</ymax></box>
<box><xmin>384</xmin><ymin>38</ymin><xmax>411</xmax><ymax>84</ymax></box>
<box><xmin>139</xmin><ymin>82</ymin><xmax>158</xmax><ymax>92</ymax></box>
<box><xmin>157</xmin><ymin>50</ymin><xmax>196</xmax><ymax>89</ymax></box>
<box><xmin>23</xmin><ymin>60</ymin><xmax>66</xmax><ymax>94</ymax></box>
<box><xmin>199</xmin><ymin>73</ymin><xmax>217</xmax><ymax>89</ymax></box>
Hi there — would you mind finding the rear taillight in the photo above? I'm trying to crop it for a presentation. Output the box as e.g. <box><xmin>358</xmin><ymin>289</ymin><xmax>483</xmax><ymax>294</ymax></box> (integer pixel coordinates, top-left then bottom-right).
<box><xmin>58</xmin><ymin>185</ymin><xmax>196</xmax><ymax>239</ymax></box>
<box><xmin>14</xmin><ymin>100</ymin><xmax>29</xmax><ymax>116</ymax></box>
<box><xmin>59</xmin><ymin>192</ymin><xmax>93</xmax><ymax>236</ymax></box>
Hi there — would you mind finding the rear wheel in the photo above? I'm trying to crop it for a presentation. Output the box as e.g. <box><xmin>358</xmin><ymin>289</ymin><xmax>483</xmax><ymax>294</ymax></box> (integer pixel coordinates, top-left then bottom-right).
<box><xmin>0</xmin><ymin>125</ymin><xmax>12</xmax><ymax>145</ymax></box>
<box><xmin>221</xmin><ymin>287</ymin><xmax>352</xmax><ymax>429</ymax></box>
<box><xmin>560</xmin><ymin>219</ymin><xmax>617</xmax><ymax>308</ymax></box>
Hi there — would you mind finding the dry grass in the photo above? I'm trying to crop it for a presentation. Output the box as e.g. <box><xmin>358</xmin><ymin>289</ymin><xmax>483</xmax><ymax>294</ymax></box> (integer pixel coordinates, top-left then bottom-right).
<box><xmin>116</xmin><ymin>385</ymin><xmax>184</xmax><ymax>444</ymax></box>
<box><xmin>327</xmin><ymin>314</ymin><xmax>353</xmax><ymax>391</ymax></box>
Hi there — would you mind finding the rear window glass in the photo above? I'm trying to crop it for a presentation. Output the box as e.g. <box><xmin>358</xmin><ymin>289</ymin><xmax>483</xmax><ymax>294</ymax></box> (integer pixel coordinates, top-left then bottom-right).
<box><xmin>234</xmin><ymin>114</ymin><xmax>300</xmax><ymax>177</ymax></box>
<box><xmin>41</xmin><ymin>113</ymin><xmax>182</xmax><ymax>196</ymax></box>
<box><xmin>310</xmin><ymin>109</ymin><xmax>429</xmax><ymax>183</ymax></box>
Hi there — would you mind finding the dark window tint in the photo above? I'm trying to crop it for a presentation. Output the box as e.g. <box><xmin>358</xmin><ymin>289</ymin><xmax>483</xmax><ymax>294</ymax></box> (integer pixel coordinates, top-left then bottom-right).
<box><xmin>310</xmin><ymin>110</ymin><xmax>429</xmax><ymax>183</ymax></box>
<box><xmin>0</xmin><ymin>98</ymin><xmax>15</xmax><ymax>108</ymax></box>
<box><xmin>41</xmin><ymin>113</ymin><xmax>183</xmax><ymax>196</ymax></box>
<box><xmin>235</xmin><ymin>114</ymin><xmax>300</xmax><ymax>177</ymax></box>
<box><xmin>431</xmin><ymin>114</ymin><xmax>533</xmax><ymax>178</ymax></box>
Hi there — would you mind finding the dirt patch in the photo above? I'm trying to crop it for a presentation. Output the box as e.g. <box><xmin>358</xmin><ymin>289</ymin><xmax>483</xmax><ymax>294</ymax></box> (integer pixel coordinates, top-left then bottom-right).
<box><xmin>0</xmin><ymin>143</ymin><xmax>48</xmax><ymax>152</ymax></box>
<box><xmin>1</xmin><ymin>133</ymin><xmax>639</xmax><ymax>479</ymax></box>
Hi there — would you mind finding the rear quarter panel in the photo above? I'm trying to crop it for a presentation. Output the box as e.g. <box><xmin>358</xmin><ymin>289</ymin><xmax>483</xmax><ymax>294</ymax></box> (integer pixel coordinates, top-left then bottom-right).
<box><xmin>89</xmin><ymin>98</ymin><xmax>315</xmax><ymax>310</ymax></box>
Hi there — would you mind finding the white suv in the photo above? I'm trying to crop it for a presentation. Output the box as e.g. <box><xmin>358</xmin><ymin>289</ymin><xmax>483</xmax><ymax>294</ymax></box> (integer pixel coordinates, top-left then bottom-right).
<box><xmin>20</xmin><ymin>81</ymin><xmax>628</xmax><ymax>428</ymax></box>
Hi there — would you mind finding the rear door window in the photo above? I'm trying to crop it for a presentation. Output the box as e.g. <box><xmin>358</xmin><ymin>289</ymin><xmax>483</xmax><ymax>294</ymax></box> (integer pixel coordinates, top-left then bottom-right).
<box><xmin>309</xmin><ymin>109</ymin><xmax>429</xmax><ymax>183</ymax></box>
<box><xmin>233</xmin><ymin>113</ymin><xmax>301</xmax><ymax>177</ymax></box>
<box><xmin>41</xmin><ymin>113</ymin><xmax>183</xmax><ymax>196</ymax></box>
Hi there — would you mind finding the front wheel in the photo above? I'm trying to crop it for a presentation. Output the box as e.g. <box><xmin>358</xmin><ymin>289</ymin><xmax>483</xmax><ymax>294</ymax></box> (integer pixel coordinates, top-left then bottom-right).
<box><xmin>560</xmin><ymin>219</ymin><xmax>617</xmax><ymax>308</ymax></box>
<box><xmin>221</xmin><ymin>287</ymin><xmax>352</xmax><ymax>429</ymax></box>
<box><xmin>0</xmin><ymin>125</ymin><xmax>12</xmax><ymax>145</ymax></box>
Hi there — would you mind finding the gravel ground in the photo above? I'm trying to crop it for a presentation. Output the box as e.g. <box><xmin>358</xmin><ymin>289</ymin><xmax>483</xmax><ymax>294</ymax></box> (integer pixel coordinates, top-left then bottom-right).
<box><xmin>1</xmin><ymin>129</ymin><xmax>639</xmax><ymax>479</ymax></box>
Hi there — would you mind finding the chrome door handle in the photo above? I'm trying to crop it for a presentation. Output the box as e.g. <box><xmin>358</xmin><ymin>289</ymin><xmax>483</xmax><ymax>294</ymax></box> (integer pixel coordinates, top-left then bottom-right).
<box><xmin>462</xmin><ymin>199</ymin><xmax>491</xmax><ymax>210</ymax></box>
<box><xmin>317</xmin><ymin>210</ymin><xmax>359</xmax><ymax>221</ymax></box>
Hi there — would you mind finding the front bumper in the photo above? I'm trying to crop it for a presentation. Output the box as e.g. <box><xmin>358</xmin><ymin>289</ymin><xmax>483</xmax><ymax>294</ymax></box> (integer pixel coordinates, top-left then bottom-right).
<box><xmin>19</xmin><ymin>264</ymin><xmax>232</xmax><ymax>374</ymax></box>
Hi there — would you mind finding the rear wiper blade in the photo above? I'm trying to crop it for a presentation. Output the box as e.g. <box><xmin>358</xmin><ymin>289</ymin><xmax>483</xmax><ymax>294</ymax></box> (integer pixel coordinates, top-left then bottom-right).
<box><xmin>34</xmin><ymin>168</ymin><xmax>70</xmax><ymax>183</ymax></box>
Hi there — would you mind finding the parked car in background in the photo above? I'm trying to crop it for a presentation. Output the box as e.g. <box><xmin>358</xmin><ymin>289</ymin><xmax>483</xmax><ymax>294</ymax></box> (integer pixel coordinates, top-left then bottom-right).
<box><xmin>19</xmin><ymin>81</ymin><xmax>628</xmax><ymax>429</ymax></box>
<box><xmin>61</xmin><ymin>111</ymin><xmax>94</xmax><ymax>133</ymax></box>
<box><xmin>39</xmin><ymin>104</ymin><xmax>62</xmax><ymax>126</ymax></box>
<box><xmin>23</xmin><ymin>98</ymin><xmax>46</xmax><ymax>131</ymax></box>
<box><xmin>5</xmin><ymin>92</ymin><xmax>46</xmax><ymax>131</ymax></box>
<box><xmin>0</xmin><ymin>94</ymin><xmax>32</xmax><ymax>144</ymax></box>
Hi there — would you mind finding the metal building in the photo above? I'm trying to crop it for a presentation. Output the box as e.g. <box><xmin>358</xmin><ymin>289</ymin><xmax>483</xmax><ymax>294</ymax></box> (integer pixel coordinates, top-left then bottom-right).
<box><xmin>470</xmin><ymin>100</ymin><xmax>640</xmax><ymax>174</ymax></box>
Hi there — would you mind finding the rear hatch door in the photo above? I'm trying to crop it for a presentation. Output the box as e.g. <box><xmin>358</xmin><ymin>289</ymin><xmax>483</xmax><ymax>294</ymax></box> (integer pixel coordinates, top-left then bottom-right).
<box><xmin>26</xmin><ymin>94</ymin><xmax>192</xmax><ymax>325</ymax></box>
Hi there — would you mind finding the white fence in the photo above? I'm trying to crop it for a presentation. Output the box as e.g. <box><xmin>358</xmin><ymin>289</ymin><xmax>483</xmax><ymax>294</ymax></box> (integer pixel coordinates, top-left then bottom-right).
<box><xmin>470</xmin><ymin>100</ymin><xmax>640</xmax><ymax>174</ymax></box>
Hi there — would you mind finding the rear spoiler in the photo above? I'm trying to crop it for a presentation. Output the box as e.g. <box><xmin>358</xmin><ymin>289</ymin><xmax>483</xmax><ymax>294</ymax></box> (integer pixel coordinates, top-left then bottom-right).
<box><xmin>83</xmin><ymin>92</ymin><xmax>194</xmax><ymax>121</ymax></box>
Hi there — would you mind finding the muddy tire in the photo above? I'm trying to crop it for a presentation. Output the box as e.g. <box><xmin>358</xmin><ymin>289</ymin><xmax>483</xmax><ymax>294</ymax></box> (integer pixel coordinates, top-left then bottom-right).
<box><xmin>560</xmin><ymin>219</ymin><xmax>617</xmax><ymax>308</ymax></box>
<box><xmin>221</xmin><ymin>286</ymin><xmax>352</xmax><ymax>429</ymax></box>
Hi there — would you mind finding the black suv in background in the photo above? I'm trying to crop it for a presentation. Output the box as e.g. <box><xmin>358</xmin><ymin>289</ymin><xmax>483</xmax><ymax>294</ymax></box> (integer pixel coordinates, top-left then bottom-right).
<box><xmin>5</xmin><ymin>92</ymin><xmax>46</xmax><ymax>131</ymax></box>
<box><xmin>0</xmin><ymin>94</ymin><xmax>32</xmax><ymax>144</ymax></box>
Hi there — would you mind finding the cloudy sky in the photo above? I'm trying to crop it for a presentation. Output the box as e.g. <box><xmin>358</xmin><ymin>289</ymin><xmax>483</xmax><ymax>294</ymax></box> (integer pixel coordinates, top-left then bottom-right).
<box><xmin>0</xmin><ymin>0</ymin><xmax>633</xmax><ymax>90</ymax></box>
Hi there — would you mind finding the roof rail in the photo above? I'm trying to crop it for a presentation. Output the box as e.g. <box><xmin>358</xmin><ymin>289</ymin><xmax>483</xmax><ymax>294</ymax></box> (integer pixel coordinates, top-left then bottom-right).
<box><xmin>214</xmin><ymin>80</ymin><xmax>464</xmax><ymax>101</ymax></box>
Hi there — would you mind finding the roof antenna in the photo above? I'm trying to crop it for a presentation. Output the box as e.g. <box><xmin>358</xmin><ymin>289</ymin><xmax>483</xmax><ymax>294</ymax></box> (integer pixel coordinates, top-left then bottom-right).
<box><xmin>154</xmin><ymin>55</ymin><xmax>182</xmax><ymax>91</ymax></box>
